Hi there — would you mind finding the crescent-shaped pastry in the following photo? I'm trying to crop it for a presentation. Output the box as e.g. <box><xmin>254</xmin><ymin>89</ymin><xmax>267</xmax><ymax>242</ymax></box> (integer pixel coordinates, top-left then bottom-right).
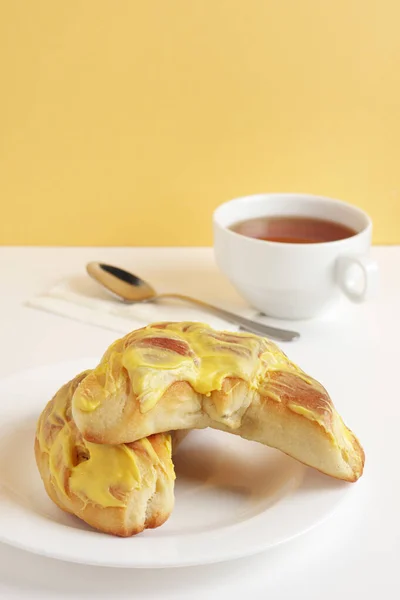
<box><xmin>72</xmin><ymin>322</ymin><xmax>365</xmax><ymax>482</ymax></box>
<box><xmin>35</xmin><ymin>371</ymin><xmax>182</xmax><ymax>537</ymax></box>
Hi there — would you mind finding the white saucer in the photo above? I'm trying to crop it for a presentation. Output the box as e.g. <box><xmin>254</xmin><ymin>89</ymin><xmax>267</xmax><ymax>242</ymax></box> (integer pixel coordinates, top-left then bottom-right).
<box><xmin>0</xmin><ymin>359</ymin><xmax>351</xmax><ymax>568</ymax></box>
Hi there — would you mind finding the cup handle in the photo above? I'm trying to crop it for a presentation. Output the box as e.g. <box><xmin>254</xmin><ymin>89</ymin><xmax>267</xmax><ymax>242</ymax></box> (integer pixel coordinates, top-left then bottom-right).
<box><xmin>336</xmin><ymin>255</ymin><xmax>379</xmax><ymax>302</ymax></box>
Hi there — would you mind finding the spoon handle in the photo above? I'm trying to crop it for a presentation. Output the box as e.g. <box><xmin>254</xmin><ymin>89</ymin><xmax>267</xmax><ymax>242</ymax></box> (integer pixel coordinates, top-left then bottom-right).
<box><xmin>156</xmin><ymin>294</ymin><xmax>299</xmax><ymax>342</ymax></box>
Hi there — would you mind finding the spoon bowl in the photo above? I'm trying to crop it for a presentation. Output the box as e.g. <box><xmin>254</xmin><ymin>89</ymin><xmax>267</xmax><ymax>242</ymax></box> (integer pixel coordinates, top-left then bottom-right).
<box><xmin>87</xmin><ymin>263</ymin><xmax>156</xmax><ymax>302</ymax></box>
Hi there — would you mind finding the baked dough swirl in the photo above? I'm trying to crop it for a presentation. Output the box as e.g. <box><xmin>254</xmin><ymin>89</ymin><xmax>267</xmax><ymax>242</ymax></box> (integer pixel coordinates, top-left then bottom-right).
<box><xmin>35</xmin><ymin>371</ymin><xmax>182</xmax><ymax>536</ymax></box>
<box><xmin>72</xmin><ymin>322</ymin><xmax>364</xmax><ymax>482</ymax></box>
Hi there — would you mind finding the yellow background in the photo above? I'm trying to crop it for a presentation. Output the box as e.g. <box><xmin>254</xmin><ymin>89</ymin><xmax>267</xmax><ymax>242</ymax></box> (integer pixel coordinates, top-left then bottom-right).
<box><xmin>1</xmin><ymin>1</ymin><xmax>399</xmax><ymax>246</ymax></box>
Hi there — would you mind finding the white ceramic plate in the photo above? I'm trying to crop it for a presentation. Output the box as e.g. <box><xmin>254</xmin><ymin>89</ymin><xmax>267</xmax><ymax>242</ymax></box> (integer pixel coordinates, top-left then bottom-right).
<box><xmin>0</xmin><ymin>360</ymin><xmax>352</xmax><ymax>568</ymax></box>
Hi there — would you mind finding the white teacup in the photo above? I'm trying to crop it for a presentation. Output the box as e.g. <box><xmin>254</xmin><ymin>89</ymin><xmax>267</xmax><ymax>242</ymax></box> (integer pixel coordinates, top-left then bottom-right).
<box><xmin>213</xmin><ymin>193</ymin><xmax>378</xmax><ymax>320</ymax></box>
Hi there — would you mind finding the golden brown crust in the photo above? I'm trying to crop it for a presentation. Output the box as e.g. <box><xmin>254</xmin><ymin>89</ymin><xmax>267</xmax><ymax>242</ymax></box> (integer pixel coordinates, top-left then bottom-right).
<box><xmin>266</xmin><ymin>371</ymin><xmax>333</xmax><ymax>421</ymax></box>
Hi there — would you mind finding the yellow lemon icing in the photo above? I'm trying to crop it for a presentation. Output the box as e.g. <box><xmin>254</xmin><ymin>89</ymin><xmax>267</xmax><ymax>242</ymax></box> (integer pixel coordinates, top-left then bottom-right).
<box><xmin>37</xmin><ymin>373</ymin><xmax>173</xmax><ymax>508</ymax></box>
<box><xmin>74</xmin><ymin>322</ymin><xmax>313</xmax><ymax>417</ymax></box>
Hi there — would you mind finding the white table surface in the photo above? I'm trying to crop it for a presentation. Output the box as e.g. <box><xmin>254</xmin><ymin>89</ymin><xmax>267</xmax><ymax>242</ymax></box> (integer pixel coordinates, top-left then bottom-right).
<box><xmin>0</xmin><ymin>246</ymin><xmax>398</xmax><ymax>600</ymax></box>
